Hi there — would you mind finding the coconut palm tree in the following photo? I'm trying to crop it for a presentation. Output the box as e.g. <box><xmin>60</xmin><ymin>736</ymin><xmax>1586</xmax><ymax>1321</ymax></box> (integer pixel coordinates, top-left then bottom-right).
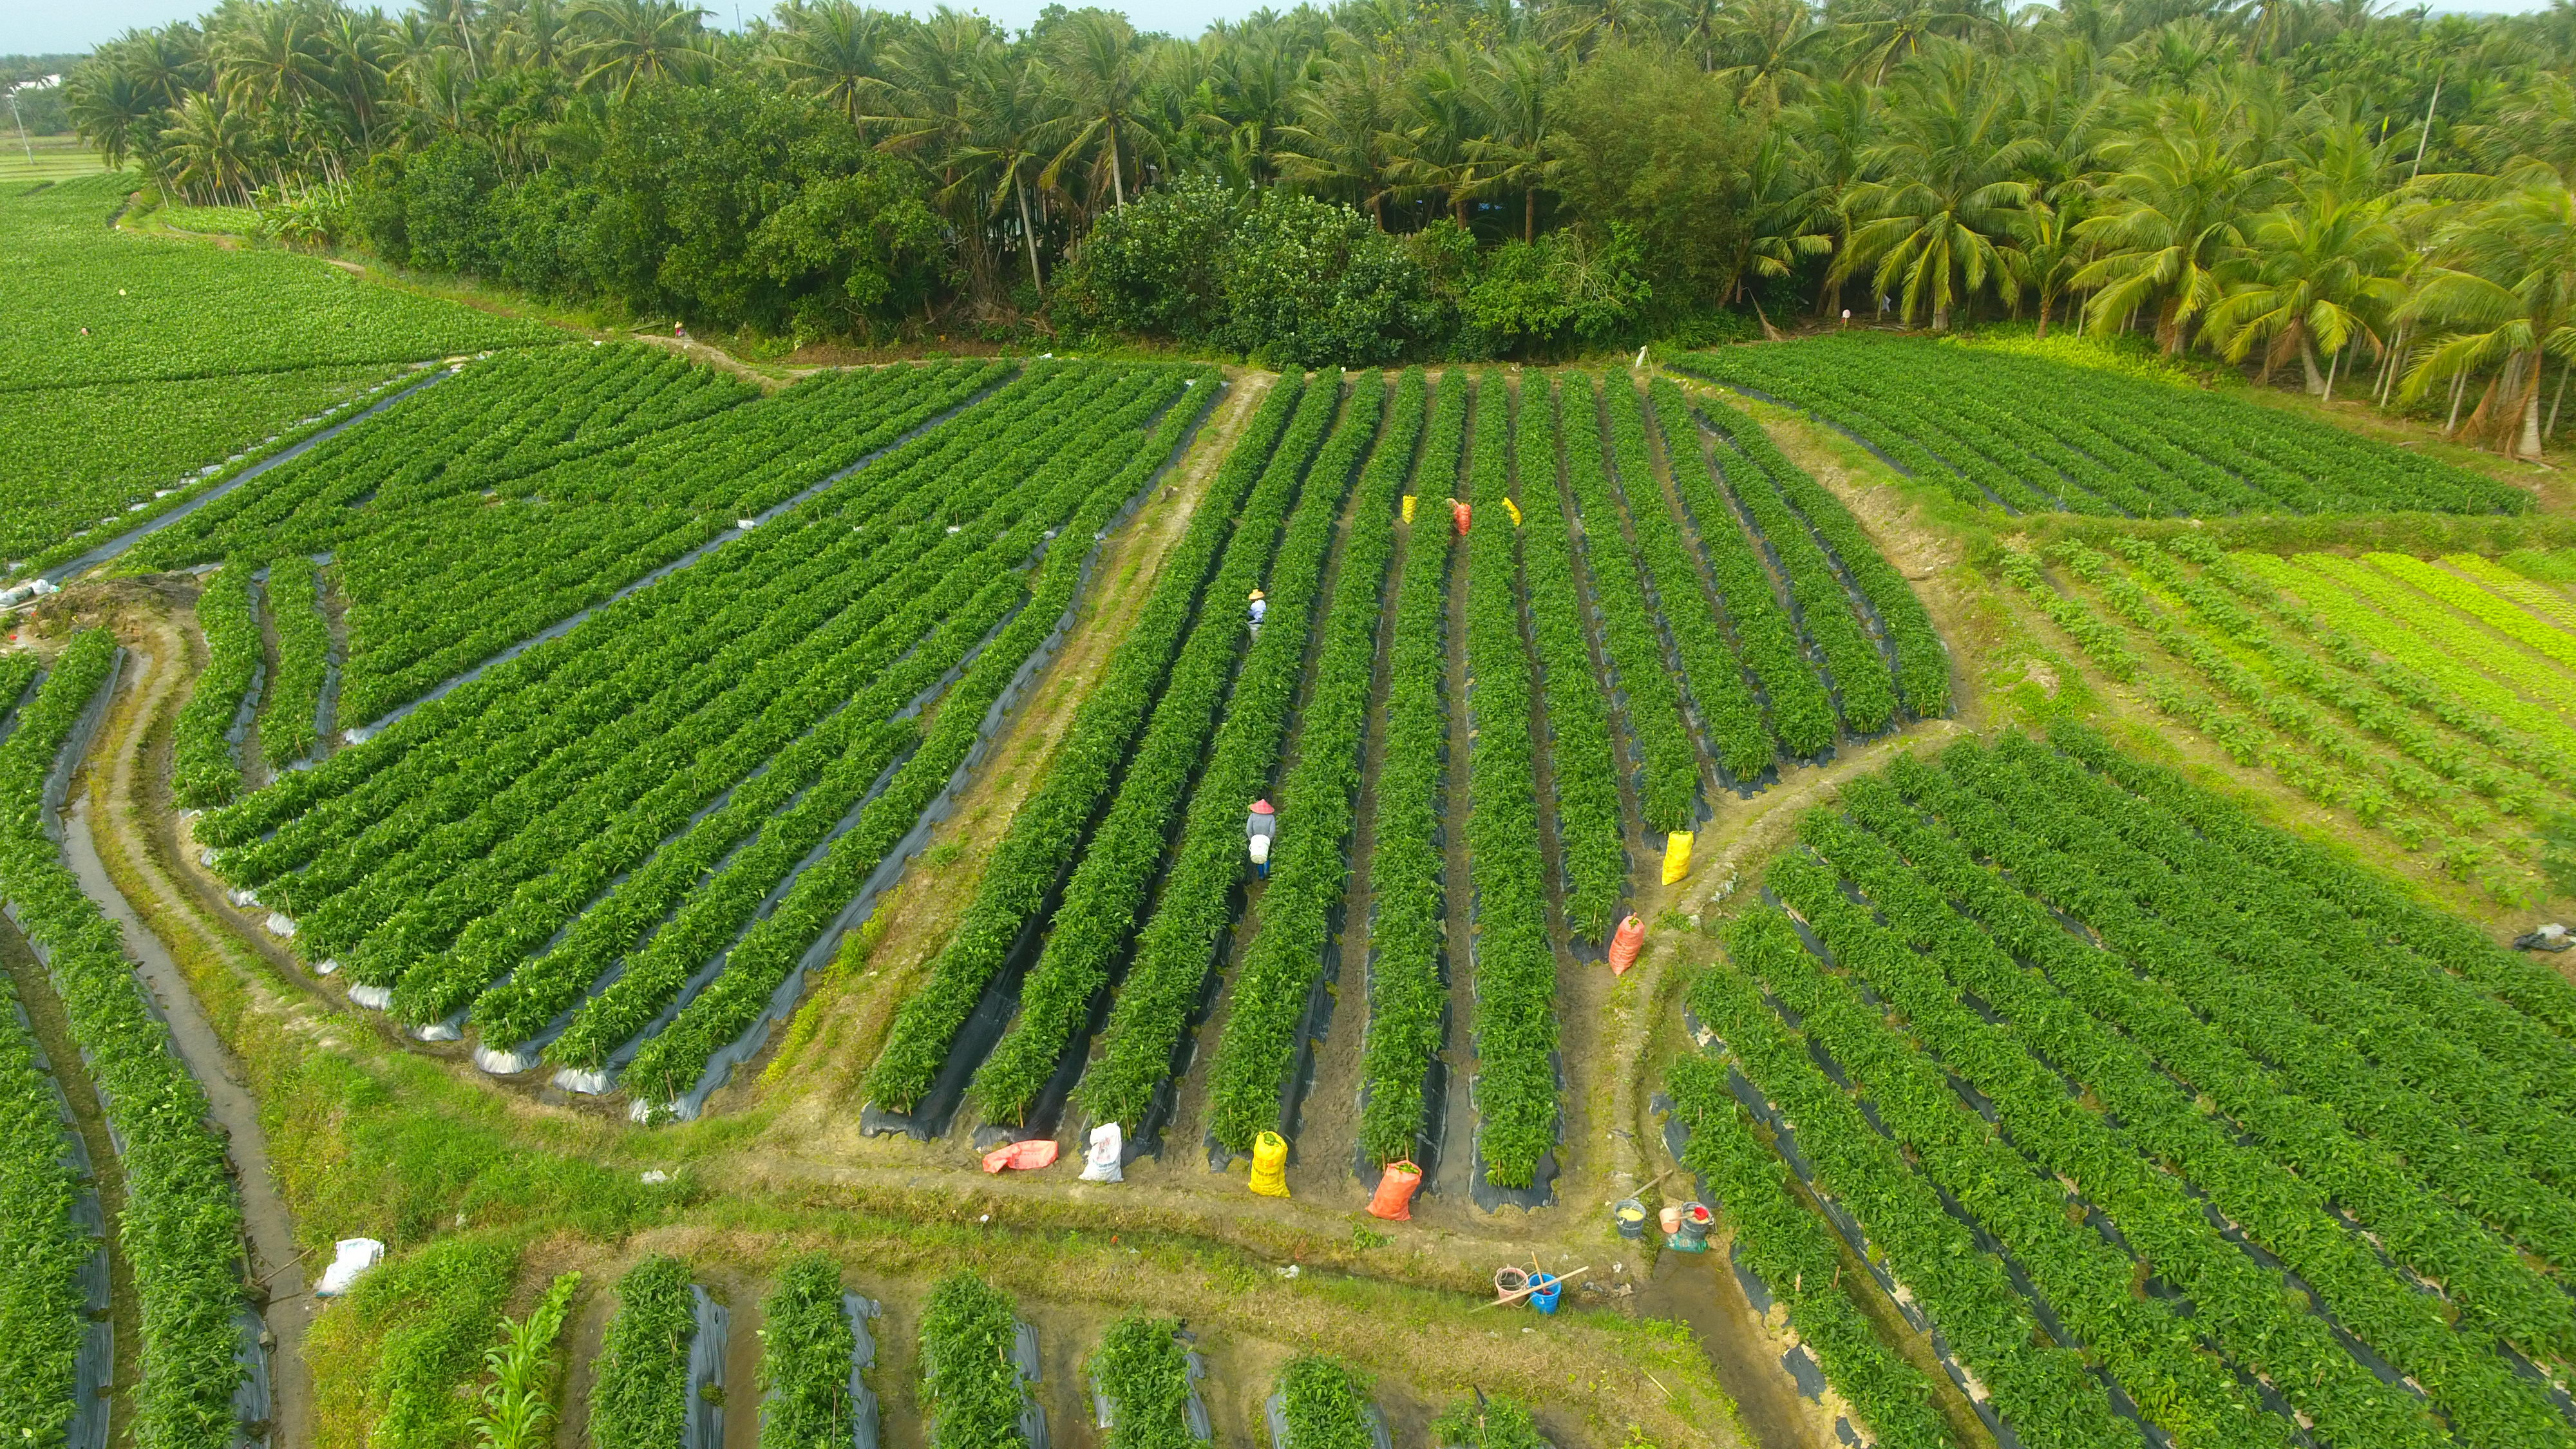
<box><xmin>771</xmin><ymin>0</ymin><xmax>893</xmax><ymax>132</ymax></box>
<box><xmin>164</xmin><ymin>89</ymin><xmax>260</xmax><ymax>204</ymax></box>
<box><xmin>2399</xmin><ymin>184</ymin><xmax>2576</xmax><ymax>458</ymax></box>
<box><xmin>1271</xmin><ymin>42</ymin><xmax>1401</xmax><ymax>227</ymax></box>
<box><xmin>565</xmin><ymin>0</ymin><xmax>708</xmax><ymax>97</ymax></box>
<box><xmin>1833</xmin><ymin>44</ymin><xmax>2029</xmax><ymax>330</ymax></box>
<box><xmin>2203</xmin><ymin>183</ymin><xmax>2405</xmax><ymax>394</ymax></box>
<box><xmin>1041</xmin><ymin>9</ymin><xmax>1155</xmax><ymax>209</ymax></box>
<box><xmin>2070</xmin><ymin>90</ymin><xmax>2286</xmax><ymax>352</ymax></box>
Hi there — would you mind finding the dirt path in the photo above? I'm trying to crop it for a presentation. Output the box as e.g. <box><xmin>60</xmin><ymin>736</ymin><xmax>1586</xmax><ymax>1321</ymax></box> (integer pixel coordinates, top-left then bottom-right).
<box><xmin>752</xmin><ymin>374</ymin><xmax>1273</xmax><ymax>1135</ymax></box>
<box><xmin>70</xmin><ymin>636</ymin><xmax>310</xmax><ymax>1446</ymax></box>
<box><xmin>1431</xmin><ymin>393</ymin><xmax>1479</xmax><ymax>1206</ymax></box>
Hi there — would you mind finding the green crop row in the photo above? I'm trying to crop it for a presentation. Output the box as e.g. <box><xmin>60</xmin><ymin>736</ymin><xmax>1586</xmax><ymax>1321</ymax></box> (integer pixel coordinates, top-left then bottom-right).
<box><xmin>348</xmin><ymin>368</ymin><xmax>1172</xmax><ymax>1023</ymax></box>
<box><xmin>1737</xmin><ymin>889</ymin><xmax>2307</xmax><ymax>1449</ymax></box>
<box><xmin>2371</xmin><ymin>553</ymin><xmax>2576</xmax><ymax>672</ymax></box>
<box><xmin>589</xmin><ymin>1256</ymin><xmax>697</xmax><ymax>1449</ymax></box>
<box><xmin>138</xmin><ymin>348</ymin><xmax>755</xmax><ymax>575</ymax></box>
<box><xmin>188</xmin><ymin>365</ymin><xmax>985</xmax><ymax>856</ymax></box>
<box><xmin>259</xmin><ymin>557</ymin><xmax>330</xmax><ymax>769</ymax></box>
<box><xmin>174</xmin><ymin>560</ymin><xmax>258</xmax><ymax>808</ymax></box>
<box><xmin>954</xmin><ymin>371</ymin><xmax>1341</xmax><ymax>1126</ymax></box>
<box><xmin>1558</xmin><ymin>379</ymin><xmax>1698</xmax><ymax>828</ymax></box>
<box><xmin>1935</xmin><ymin>730</ymin><xmax>2576</xmax><ymax>1278</ymax></box>
<box><xmin>216</xmin><ymin>365</ymin><xmax>1096</xmax><ymax>907</ymax></box>
<box><xmin>1663</xmin><ymin>1057</ymin><xmax>1955</xmax><ymax>1449</ymax></box>
<box><xmin>1667</xmin><ymin>381</ymin><xmax>1896</xmax><ymax>734</ymax></box>
<box><xmin>1276</xmin><ymin>1357</ymin><xmax>1375</xmax><ymax>1449</ymax></box>
<box><xmin>1698</xmin><ymin>920</ymin><xmax>2144</xmax><ymax>1449</ymax></box>
<box><xmin>620</xmin><ymin>369</ymin><xmax>1224</xmax><ymax>1111</ymax></box>
<box><xmin>1672</xmin><ymin>337</ymin><xmax>2526</xmax><ymax>517</ymax></box>
<box><xmin>863</xmin><ymin>373</ymin><xmax>1297</xmax><ymax>1113</ymax></box>
<box><xmin>2121</xmin><ymin>539</ymin><xmax>2571</xmax><ymax>810</ymax></box>
<box><xmin>1461</xmin><ymin>375</ymin><xmax>1558</xmax><ymax>1189</ymax></box>
<box><xmin>1695</xmin><ymin>400</ymin><xmax>1949</xmax><ymax>718</ymax></box>
<box><xmin>1768</xmin><ymin>838</ymin><xmax>2481</xmax><ymax>1448</ymax></box>
<box><xmin>1354</xmin><ymin>372</ymin><xmax>1464</xmax><ymax>1170</ymax></box>
<box><xmin>1632</xmin><ymin>376</ymin><xmax>1832</xmax><ymax>762</ymax></box>
<box><xmin>0</xmin><ymin>655</ymin><xmax>42</xmax><ymax>723</ymax></box>
<box><xmin>0</xmin><ymin>629</ymin><xmax>251</xmax><ymax>1449</ymax></box>
<box><xmin>759</xmin><ymin>1254</ymin><xmax>860</xmax><ymax>1449</ymax></box>
<box><xmin>1604</xmin><ymin>375</ymin><xmax>1786</xmax><ymax>772</ymax></box>
<box><xmin>920</xmin><ymin>1272</ymin><xmax>1029</xmax><ymax>1449</ymax></box>
<box><xmin>1852</xmin><ymin>748</ymin><xmax>2576</xmax><ymax>1378</ymax></box>
<box><xmin>0</xmin><ymin>962</ymin><xmax>88</xmax><ymax>1446</ymax></box>
<box><xmin>1074</xmin><ymin>371</ymin><xmax>1385</xmax><ymax>1132</ymax></box>
<box><xmin>1512</xmin><ymin>378</ymin><xmax>1625</xmax><ymax>945</ymax></box>
<box><xmin>1090</xmin><ymin>1316</ymin><xmax>1199</xmax><ymax>1449</ymax></box>
<box><xmin>2244</xmin><ymin>553</ymin><xmax>2576</xmax><ymax>759</ymax></box>
<box><xmin>1202</xmin><ymin>368</ymin><xmax>1424</xmax><ymax>1155</ymax></box>
<box><xmin>276</xmin><ymin>371</ymin><xmax>1115</xmax><ymax>962</ymax></box>
<box><xmin>328</xmin><ymin>361</ymin><xmax>998</xmax><ymax>724</ymax></box>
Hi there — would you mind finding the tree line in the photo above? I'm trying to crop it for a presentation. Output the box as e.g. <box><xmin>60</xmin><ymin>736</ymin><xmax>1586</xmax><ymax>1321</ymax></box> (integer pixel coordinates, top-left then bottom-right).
<box><xmin>53</xmin><ymin>0</ymin><xmax>2576</xmax><ymax>451</ymax></box>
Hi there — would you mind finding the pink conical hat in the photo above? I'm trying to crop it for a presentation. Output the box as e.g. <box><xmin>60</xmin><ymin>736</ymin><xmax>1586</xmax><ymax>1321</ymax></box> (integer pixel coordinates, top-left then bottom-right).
<box><xmin>1250</xmin><ymin>799</ymin><xmax>1274</xmax><ymax>814</ymax></box>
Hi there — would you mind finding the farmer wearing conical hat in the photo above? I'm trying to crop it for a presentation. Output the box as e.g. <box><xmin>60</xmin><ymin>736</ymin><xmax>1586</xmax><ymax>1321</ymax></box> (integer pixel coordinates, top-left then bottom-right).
<box><xmin>1246</xmin><ymin>799</ymin><xmax>1276</xmax><ymax>880</ymax></box>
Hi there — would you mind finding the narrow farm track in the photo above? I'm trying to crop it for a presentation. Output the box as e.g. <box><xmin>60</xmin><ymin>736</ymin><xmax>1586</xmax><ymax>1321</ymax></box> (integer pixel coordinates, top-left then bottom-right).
<box><xmin>75</xmin><ymin>629</ymin><xmax>311</xmax><ymax>1444</ymax></box>
<box><xmin>1430</xmin><ymin>394</ymin><xmax>1477</xmax><ymax>1204</ymax></box>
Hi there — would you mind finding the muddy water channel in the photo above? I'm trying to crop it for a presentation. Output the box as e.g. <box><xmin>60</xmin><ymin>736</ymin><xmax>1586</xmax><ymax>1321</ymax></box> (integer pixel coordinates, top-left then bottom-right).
<box><xmin>60</xmin><ymin>795</ymin><xmax>310</xmax><ymax>1446</ymax></box>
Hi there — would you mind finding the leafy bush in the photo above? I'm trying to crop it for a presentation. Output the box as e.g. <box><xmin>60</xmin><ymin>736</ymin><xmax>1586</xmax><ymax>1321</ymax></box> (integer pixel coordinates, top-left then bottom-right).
<box><xmin>759</xmin><ymin>1254</ymin><xmax>858</xmax><ymax>1449</ymax></box>
<box><xmin>589</xmin><ymin>1256</ymin><xmax>697</xmax><ymax>1449</ymax></box>
<box><xmin>1430</xmin><ymin>1396</ymin><xmax>1551</xmax><ymax>1449</ymax></box>
<box><xmin>1274</xmin><ymin>1358</ymin><xmax>1374</xmax><ymax>1449</ymax></box>
<box><xmin>174</xmin><ymin>560</ymin><xmax>258</xmax><ymax>808</ymax></box>
<box><xmin>1089</xmin><ymin>1316</ymin><xmax>1198</xmax><ymax>1449</ymax></box>
<box><xmin>920</xmin><ymin>1273</ymin><xmax>1027</xmax><ymax>1449</ymax></box>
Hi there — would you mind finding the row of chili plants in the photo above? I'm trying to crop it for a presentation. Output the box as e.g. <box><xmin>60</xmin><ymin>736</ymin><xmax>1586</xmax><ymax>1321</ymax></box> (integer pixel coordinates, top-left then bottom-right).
<box><xmin>1354</xmin><ymin>370</ymin><xmax>1466</xmax><ymax>1170</ymax></box>
<box><xmin>759</xmin><ymin>1253</ymin><xmax>867</xmax><ymax>1449</ymax></box>
<box><xmin>1200</xmin><ymin>368</ymin><xmax>1426</xmax><ymax>1156</ymax></box>
<box><xmin>862</xmin><ymin>373</ymin><xmax>1302</xmax><ymax>1113</ymax></box>
<box><xmin>243</xmin><ymin>365</ymin><xmax>1124</xmax><ymax>976</ymax></box>
<box><xmin>1556</xmin><ymin>377</ymin><xmax>1698</xmax><ymax>830</ymax></box>
<box><xmin>173</xmin><ymin>559</ymin><xmax>258</xmax><ymax>808</ymax></box>
<box><xmin>1940</xmin><ymin>732</ymin><xmax>2576</xmax><ymax>1277</ymax></box>
<box><xmin>1274</xmin><ymin>1357</ymin><xmax>1378</xmax><ymax>1449</ymax></box>
<box><xmin>620</xmin><ymin>368</ymin><xmax>1225</xmax><ymax>1111</ymax></box>
<box><xmin>259</xmin><ymin>555</ymin><xmax>330</xmax><ymax>768</ymax></box>
<box><xmin>0</xmin><ymin>961</ymin><xmax>90</xmax><ymax>1444</ymax></box>
<box><xmin>1696</xmin><ymin>398</ymin><xmax>1950</xmax><ymax>718</ymax></box>
<box><xmin>1662</xmin><ymin>1057</ymin><xmax>1957</xmax><ymax>1449</ymax></box>
<box><xmin>1090</xmin><ymin>1316</ymin><xmax>1202</xmax><ymax>1449</ymax></box>
<box><xmin>1461</xmin><ymin>375</ymin><xmax>1560</xmax><ymax>1189</ymax></box>
<box><xmin>589</xmin><ymin>1255</ymin><xmax>699</xmax><ymax>1449</ymax></box>
<box><xmin>1600</xmin><ymin>375</ymin><xmax>1784</xmax><ymax>774</ymax></box>
<box><xmin>952</xmin><ymin>370</ymin><xmax>1347</xmax><ymax>1128</ymax></box>
<box><xmin>920</xmin><ymin>1272</ymin><xmax>1034</xmax><ymax>1449</ymax></box>
<box><xmin>1855</xmin><ymin>742</ymin><xmax>2576</xmax><ymax>1394</ymax></box>
<box><xmin>1072</xmin><ymin>369</ymin><xmax>1389</xmax><ymax>1133</ymax></box>
<box><xmin>0</xmin><ymin>629</ymin><xmax>251</xmax><ymax>1449</ymax></box>
<box><xmin>1513</xmin><ymin>378</ymin><xmax>1627</xmax><ymax>945</ymax></box>
<box><xmin>1764</xmin><ymin>823</ymin><xmax>2505</xmax><ymax>1448</ymax></box>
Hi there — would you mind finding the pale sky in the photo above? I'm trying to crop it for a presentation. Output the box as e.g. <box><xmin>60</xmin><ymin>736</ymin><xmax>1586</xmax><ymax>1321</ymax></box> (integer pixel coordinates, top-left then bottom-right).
<box><xmin>3</xmin><ymin>0</ymin><xmax>2553</xmax><ymax>63</ymax></box>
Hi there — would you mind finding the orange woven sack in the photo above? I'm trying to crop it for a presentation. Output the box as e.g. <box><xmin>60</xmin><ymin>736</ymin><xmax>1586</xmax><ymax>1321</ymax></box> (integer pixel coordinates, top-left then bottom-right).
<box><xmin>1607</xmin><ymin>914</ymin><xmax>1646</xmax><ymax>976</ymax></box>
<box><xmin>1368</xmin><ymin>1160</ymin><xmax>1423</xmax><ymax>1221</ymax></box>
<box><xmin>1452</xmin><ymin>500</ymin><xmax>1472</xmax><ymax>536</ymax></box>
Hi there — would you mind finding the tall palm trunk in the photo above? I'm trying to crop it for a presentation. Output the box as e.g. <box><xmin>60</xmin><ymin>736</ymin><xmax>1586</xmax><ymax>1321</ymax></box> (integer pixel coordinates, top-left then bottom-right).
<box><xmin>2298</xmin><ymin>337</ymin><xmax>2325</xmax><ymax>396</ymax></box>
<box><xmin>1016</xmin><ymin>178</ymin><xmax>1043</xmax><ymax>298</ymax></box>
<box><xmin>1106</xmin><ymin>118</ymin><xmax>1124</xmax><ymax>207</ymax></box>
<box><xmin>1524</xmin><ymin>188</ymin><xmax>1534</xmax><ymax>244</ymax></box>
<box><xmin>2519</xmin><ymin>347</ymin><xmax>2546</xmax><ymax>459</ymax></box>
